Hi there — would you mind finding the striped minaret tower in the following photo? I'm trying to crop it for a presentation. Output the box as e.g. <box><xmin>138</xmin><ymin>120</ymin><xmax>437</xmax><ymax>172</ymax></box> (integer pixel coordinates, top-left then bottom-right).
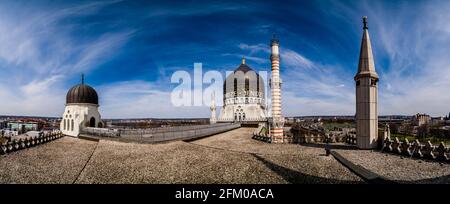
<box><xmin>355</xmin><ymin>16</ymin><xmax>379</xmax><ymax>149</ymax></box>
<box><xmin>270</xmin><ymin>35</ymin><xmax>285</xmax><ymax>143</ymax></box>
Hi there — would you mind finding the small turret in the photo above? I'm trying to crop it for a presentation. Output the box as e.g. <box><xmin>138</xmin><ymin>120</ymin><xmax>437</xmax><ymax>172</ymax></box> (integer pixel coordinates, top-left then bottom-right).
<box><xmin>210</xmin><ymin>91</ymin><xmax>217</xmax><ymax>124</ymax></box>
<box><xmin>355</xmin><ymin>16</ymin><xmax>379</xmax><ymax>149</ymax></box>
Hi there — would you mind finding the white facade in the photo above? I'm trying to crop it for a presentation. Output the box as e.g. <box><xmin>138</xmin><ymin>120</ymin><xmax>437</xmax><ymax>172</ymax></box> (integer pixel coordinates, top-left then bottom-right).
<box><xmin>218</xmin><ymin>57</ymin><xmax>267</xmax><ymax>122</ymax></box>
<box><xmin>60</xmin><ymin>104</ymin><xmax>102</xmax><ymax>137</ymax></box>
<box><xmin>219</xmin><ymin>103</ymin><xmax>267</xmax><ymax>122</ymax></box>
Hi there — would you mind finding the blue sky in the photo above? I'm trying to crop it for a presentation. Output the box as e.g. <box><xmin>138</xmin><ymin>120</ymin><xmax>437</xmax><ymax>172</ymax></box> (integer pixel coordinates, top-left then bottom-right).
<box><xmin>0</xmin><ymin>0</ymin><xmax>450</xmax><ymax>118</ymax></box>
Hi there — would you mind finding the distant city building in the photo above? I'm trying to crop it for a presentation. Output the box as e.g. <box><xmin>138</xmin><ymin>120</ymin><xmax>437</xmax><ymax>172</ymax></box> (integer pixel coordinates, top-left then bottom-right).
<box><xmin>412</xmin><ymin>113</ymin><xmax>431</xmax><ymax>126</ymax></box>
<box><xmin>355</xmin><ymin>16</ymin><xmax>379</xmax><ymax>149</ymax></box>
<box><xmin>431</xmin><ymin>116</ymin><xmax>445</xmax><ymax>126</ymax></box>
<box><xmin>218</xmin><ymin>57</ymin><xmax>267</xmax><ymax>122</ymax></box>
<box><xmin>0</xmin><ymin>116</ymin><xmax>61</xmax><ymax>132</ymax></box>
<box><xmin>6</xmin><ymin>121</ymin><xmax>39</xmax><ymax>133</ymax></box>
<box><xmin>0</xmin><ymin>120</ymin><xmax>6</xmax><ymax>129</ymax></box>
<box><xmin>60</xmin><ymin>75</ymin><xmax>103</xmax><ymax>137</ymax></box>
<box><xmin>293</xmin><ymin>115</ymin><xmax>356</xmax><ymax>121</ymax></box>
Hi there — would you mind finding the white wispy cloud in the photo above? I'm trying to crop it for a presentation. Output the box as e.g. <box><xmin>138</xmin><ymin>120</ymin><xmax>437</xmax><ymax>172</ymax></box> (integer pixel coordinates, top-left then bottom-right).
<box><xmin>2</xmin><ymin>0</ymin><xmax>450</xmax><ymax>119</ymax></box>
<box><xmin>0</xmin><ymin>1</ymin><xmax>133</xmax><ymax>116</ymax></box>
<box><xmin>238</xmin><ymin>43</ymin><xmax>270</xmax><ymax>55</ymax></box>
<box><xmin>357</xmin><ymin>0</ymin><xmax>450</xmax><ymax>116</ymax></box>
<box><xmin>221</xmin><ymin>53</ymin><xmax>268</xmax><ymax>64</ymax></box>
<box><xmin>145</xmin><ymin>2</ymin><xmax>247</xmax><ymax>18</ymax></box>
<box><xmin>281</xmin><ymin>52</ymin><xmax>355</xmax><ymax>116</ymax></box>
<box><xmin>97</xmin><ymin>80</ymin><xmax>210</xmax><ymax>119</ymax></box>
<box><xmin>238</xmin><ymin>42</ymin><xmax>355</xmax><ymax>116</ymax></box>
<box><xmin>281</xmin><ymin>48</ymin><xmax>314</xmax><ymax>69</ymax></box>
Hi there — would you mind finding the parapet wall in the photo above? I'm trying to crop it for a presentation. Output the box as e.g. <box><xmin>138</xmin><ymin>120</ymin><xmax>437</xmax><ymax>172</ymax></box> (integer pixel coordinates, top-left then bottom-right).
<box><xmin>281</xmin><ymin>125</ymin><xmax>351</xmax><ymax>144</ymax></box>
<box><xmin>81</xmin><ymin>123</ymin><xmax>241</xmax><ymax>143</ymax></box>
<box><xmin>382</xmin><ymin>138</ymin><xmax>449</xmax><ymax>162</ymax></box>
<box><xmin>344</xmin><ymin>133</ymin><xmax>450</xmax><ymax>163</ymax></box>
<box><xmin>0</xmin><ymin>131</ymin><xmax>63</xmax><ymax>154</ymax></box>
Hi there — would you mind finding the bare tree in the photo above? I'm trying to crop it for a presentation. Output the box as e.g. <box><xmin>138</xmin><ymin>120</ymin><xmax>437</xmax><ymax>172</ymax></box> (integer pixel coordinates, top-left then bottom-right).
<box><xmin>416</xmin><ymin>124</ymin><xmax>430</xmax><ymax>139</ymax></box>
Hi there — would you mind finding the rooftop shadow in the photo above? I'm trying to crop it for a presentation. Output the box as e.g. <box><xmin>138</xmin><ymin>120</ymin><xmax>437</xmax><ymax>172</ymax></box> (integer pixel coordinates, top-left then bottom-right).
<box><xmin>301</xmin><ymin>143</ymin><xmax>358</xmax><ymax>150</ymax></box>
<box><xmin>252</xmin><ymin>153</ymin><xmax>365</xmax><ymax>184</ymax></box>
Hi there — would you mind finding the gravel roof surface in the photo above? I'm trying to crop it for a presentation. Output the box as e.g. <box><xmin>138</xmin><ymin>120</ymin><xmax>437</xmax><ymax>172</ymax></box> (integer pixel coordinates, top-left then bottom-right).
<box><xmin>335</xmin><ymin>149</ymin><xmax>450</xmax><ymax>184</ymax></box>
<box><xmin>0</xmin><ymin>128</ymin><xmax>364</xmax><ymax>184</ymax></box>
<box><xmin>190</xmin><ymin>128</ymin><xmax>363</xmax><ymax>184</ymax></box>
<box><xmin>0</xmin><ymin>137</ymin><xmax>97</xmax><ymax>184</ymax></box>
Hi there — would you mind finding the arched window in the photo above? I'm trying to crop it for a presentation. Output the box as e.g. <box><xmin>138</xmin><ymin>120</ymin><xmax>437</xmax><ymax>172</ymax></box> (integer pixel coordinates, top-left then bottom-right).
<box><xmin>243</xmin><ymin>113</ymin><xmax>246</xmax><ymax>121</ymax></box>
<box><xmin>71</xmin><ymin>120</ymin><xmax>74</xmax><ymax>131</ymax></box>
<box><xmin>63</xmin><ymin>119</ymin><xmax>66</xmax><ymax>130</ymax></box>
<box><xmin>245</xmin><ymin>78</ymin><xmax>249</xmax><ymax>96</ymax></box>
<box><xmin>89</xmin><ymin>117</ymin><xmax>96</xmax><ymax>127</ymax></box>
<box><xmin>257</xmin><ymin>76</ymin><xmax>260</xmax><ymax>93</ymax></box>
<box><xmin>371</xmin><ymin>78</ymin><xmax>378</xmax><ymax>86</ymax></box>
<box><xmin>223</xmin><ymin>80</ymin><xmax>227</xmax><ymax>104</ymax></box>
<box><xmin>234</xmin><ymin>78</ymin><xmax>237</xmax><ymax>96</ymax></box>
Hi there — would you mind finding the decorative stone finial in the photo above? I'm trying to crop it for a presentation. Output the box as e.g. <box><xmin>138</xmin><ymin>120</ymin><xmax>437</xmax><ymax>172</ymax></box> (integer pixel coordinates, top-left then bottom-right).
<box><xmin>363</xmin><ymin>16</ymin><xmax>368</xmax><ymax>30</ymax></box>
<box><xmin>81</xmin><ymin>73</ymin><xmax>85</xmax><ymax>84</ymax></box>
<box><xmin>242</xmin><ymin>56</ymin><xmax>246</xmax><ymax>64</ymax></box>
<box><xmin>271</xmin><ymin>33</ymin><xmax>279</xmax><ymax>45</ymax></box>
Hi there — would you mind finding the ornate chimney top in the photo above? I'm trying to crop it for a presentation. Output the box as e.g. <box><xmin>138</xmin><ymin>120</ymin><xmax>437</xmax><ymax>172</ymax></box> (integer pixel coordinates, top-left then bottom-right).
<box><xmin>271</xmin><ymin>33</ymin><xmax>279</xmax><ymax>45</ymax></box>
<box><xmin>363</xmin><ymin>16</ymin><xmax>368</xmax><ymax>30</ymax></box>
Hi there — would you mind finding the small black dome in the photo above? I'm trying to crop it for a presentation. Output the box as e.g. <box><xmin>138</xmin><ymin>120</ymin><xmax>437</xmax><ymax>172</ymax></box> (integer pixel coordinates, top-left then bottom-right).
<box><xmin>66</xmin><ymin>83</ymin><xmax>98</xmax><ymax>105</ymax></box>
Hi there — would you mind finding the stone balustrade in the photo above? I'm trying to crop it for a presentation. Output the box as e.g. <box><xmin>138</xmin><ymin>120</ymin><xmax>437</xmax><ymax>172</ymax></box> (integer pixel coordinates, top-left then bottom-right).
<box><xmin>345</xmin><ymin>134</ymin><xmax>357</xmax><ymax>145</ymax></box>
<box><xmin>81</xmin><ymin>127</ymin><xmax>120</xmax><ymax>137</ymax></box>
<box><xmin>382</xmin><ymin>137</ymin><xmax>449</xmax><ymax>162</ymax></box>
<box><xmin>287</xmin><ymin>125</ymin><xmax>350</xmax><ymax>144</ymax></box>
<box><xmin>0</xmin><ymin>130</ymin><xmax>63</xmax><ymax>155</ymax></box>
<box><xmin>217</xmin><ymin>118</ymin><xmax>267</xmax><ymax>122</ymax></box>
<box><xmin>80</xmin><ymin>123</ymin><xmax>241</xmax><ymax>143</ymax></box>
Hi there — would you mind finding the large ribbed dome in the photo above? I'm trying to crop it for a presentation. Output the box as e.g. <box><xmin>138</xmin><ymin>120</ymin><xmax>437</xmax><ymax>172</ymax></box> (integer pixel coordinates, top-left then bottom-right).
<box><xmin>218</xmin><ymin>55</ymin><xmax>268</xmax><ymax>122</ymax></box>
<box><xmin>234</xmin><ymin>63</ymin><xmax>253</xmax><ymax>73</ymax></box>
<box><xmin>223</xmin><ymin>57</ymin><xmax>265</xmax><ymax>99</ymax></box>
<box><xmin>66</xmin><ymin>78</ymin><xmax>98</xmax><ymax>105</ymax></box>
